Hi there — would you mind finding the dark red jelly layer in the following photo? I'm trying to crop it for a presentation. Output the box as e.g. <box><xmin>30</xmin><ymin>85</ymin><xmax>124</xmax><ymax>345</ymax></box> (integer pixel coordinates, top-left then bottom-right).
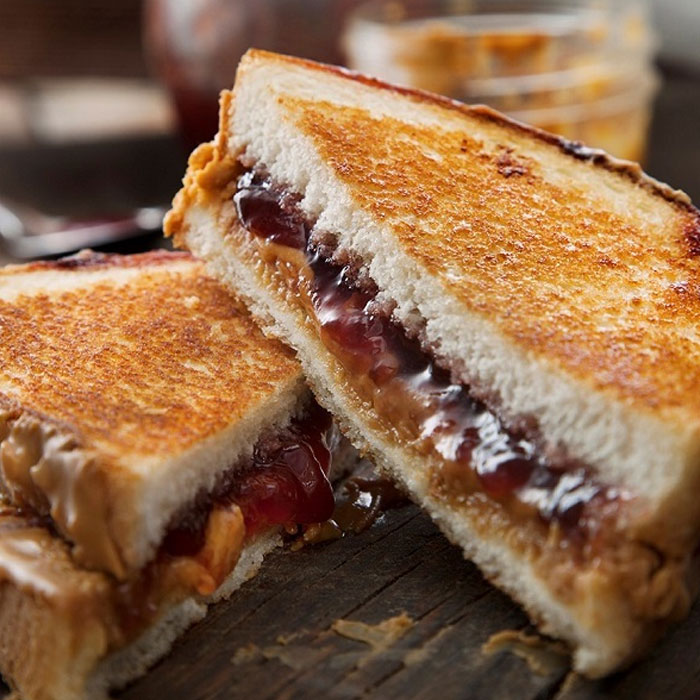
<box><xmin>224</xmin><ymin>401</ymin><xmax>334</xmax><ymax>535</ymax></box>
<box><xmin>162</xmin><ymin>401</ymin><xmax>334</xmax><ymax>557</ymax></box>
<box><xmin>234</xmin><ymin>172</ymin><xmax>620</xmax><ymax>536</ymax></box>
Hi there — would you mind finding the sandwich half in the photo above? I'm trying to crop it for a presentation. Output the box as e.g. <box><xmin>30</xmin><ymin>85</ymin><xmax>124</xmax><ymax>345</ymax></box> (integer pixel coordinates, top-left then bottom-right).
<box><xmin>166</xmin><ymin>49</ymin><xmax>700</xmax><ymax>676</ymax></box>
<box><xmin>0</xmin><ymin>249</ymin><xmax>345</xmax><ymax>699</ymax></box>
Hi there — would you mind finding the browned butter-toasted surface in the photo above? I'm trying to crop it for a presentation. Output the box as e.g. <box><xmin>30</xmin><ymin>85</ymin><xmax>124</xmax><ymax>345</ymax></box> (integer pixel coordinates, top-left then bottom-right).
<box><xmin>0</xmin><ymin>250</ymin><xmax>299</xmax><ymax>469</ymax></box>
<box><xmin>285</xmin><ymin>95</ymin><xmax>700</xmax><ymax>418</ymax></box>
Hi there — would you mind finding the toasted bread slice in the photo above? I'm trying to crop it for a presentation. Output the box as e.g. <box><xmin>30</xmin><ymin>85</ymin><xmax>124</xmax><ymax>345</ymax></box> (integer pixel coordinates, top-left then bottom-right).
<box><xmin>0</xmin><ymin>250</ymin><xmax>305</xmax><ymax>577</ymax></box>
<box><xmin>166</xmin><ymin>50</ymin><xmax>700</xmax><ymax>676</ymax></box>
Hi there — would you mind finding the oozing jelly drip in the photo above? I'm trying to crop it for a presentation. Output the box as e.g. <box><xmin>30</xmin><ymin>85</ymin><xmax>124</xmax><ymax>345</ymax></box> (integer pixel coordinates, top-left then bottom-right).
<box><xmin>162</xmin><ymin>402</ymin><xmax>334</xmax><ymax>557</ymax></box>
<box><xmin>234</xmin><ymin>172</ymin><xmax>620</xmax><ymax>535</ymax></box>
<box><xmin>224</xmin><ymin>402</ymin><xmax>334</xmax><ymax>535</ymax></box>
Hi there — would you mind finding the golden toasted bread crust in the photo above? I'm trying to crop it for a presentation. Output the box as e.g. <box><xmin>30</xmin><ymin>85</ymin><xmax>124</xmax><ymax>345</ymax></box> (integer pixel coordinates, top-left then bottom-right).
<box><xmin>165</xmin><ymin>50</ymin><xmax>696</xmax><ymax>243</ymax></box>
<box><xmin>0</xmin><ymin>250</ymin><xmax>301</xmax><ymax>576</ymax></box>
<box><xmin>0</xmin><ymin>250</ymin><xmax>297</xmax><ymax>460</ymax></box>
<box><xmin>164</xmin><ymin>49</ymin><xmax>700</xmax><ymax>677</ymax></box>
<box><xmin>0</xmin><ymin>249</ymin><xmax>190</xmax><ymax>275</ymax></box>
<box><xmin>244</xmin><ymin>49</ymin><xmax>696</xmax><ymax>213</ymax></box>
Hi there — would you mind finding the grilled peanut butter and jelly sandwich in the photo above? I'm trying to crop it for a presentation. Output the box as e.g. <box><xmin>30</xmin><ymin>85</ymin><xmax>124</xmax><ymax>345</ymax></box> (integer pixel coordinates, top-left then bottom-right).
<box><xmin>166</xmin><ymin>50</ymin><xmax>700</xmax><ymax>677</ymax></box>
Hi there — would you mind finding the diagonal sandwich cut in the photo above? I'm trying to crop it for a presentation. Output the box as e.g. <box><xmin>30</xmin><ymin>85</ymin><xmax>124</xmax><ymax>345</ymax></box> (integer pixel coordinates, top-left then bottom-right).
<box><xmin>166</xmin><ymin>49</ymin><xmax>700</xmax><ymax>676</ymax></box>
<box><xmin>0</xmin><ymin>249</ymin><xmax>349</xmax><ymax>700</ymax></box>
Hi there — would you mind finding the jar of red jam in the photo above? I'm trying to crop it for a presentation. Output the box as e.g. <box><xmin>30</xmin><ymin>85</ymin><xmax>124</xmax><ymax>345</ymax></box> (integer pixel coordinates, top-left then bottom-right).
<box><xmin>144</xmin><ymin>0</ymin><xmax>366</xmax><ymax>151</ymax></box>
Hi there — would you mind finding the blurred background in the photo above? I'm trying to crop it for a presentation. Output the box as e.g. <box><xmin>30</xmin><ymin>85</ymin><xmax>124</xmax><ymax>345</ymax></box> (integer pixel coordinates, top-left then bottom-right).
<box><xmin>0</xmin><ymin>0</ymin><xmax>697</xmax><ymax>261</ymax></box>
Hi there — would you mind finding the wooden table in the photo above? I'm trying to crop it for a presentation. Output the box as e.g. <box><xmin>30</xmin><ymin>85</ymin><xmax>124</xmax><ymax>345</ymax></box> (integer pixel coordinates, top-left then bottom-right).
<box><xmin>1</xmin><ymin>66</ymin><xmax>699</xmax><ymax>699</ymax></box>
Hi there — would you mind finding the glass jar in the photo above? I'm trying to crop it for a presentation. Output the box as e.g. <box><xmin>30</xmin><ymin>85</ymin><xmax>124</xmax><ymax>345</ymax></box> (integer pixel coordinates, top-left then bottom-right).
<box><xmin>144</xmin><ymin>0</ymin><xmax>367</xmax><ymax>150</ymax></box>
<box><xmin>343</xmin><ymin>0</ymin><xmax>658</xmax><ymax>162</ymax></box>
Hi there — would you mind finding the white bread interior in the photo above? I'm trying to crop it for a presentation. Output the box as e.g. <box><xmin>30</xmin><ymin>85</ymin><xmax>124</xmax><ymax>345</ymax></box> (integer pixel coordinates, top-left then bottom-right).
<box><xmin>0</xmin><ymin>382</ymin><xmax>306</xmax><ymax>579</ymax></box>
<box><xmin>220</xmin><ymin>52</ymin><xmax>700</xmax><ymax>543</ymax></box>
